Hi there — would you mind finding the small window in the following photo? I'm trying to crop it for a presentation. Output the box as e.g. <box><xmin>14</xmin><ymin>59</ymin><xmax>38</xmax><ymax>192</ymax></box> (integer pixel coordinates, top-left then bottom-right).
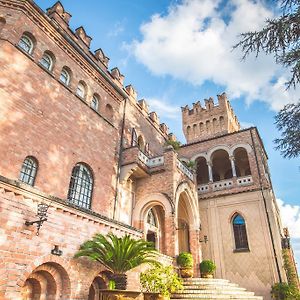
<box><xmin>67</xmin><ymin>163</ymin><xmax>93</xmax><ymax>209</ymax></box>
<box><xmin>19</xmin><ymin>156</ymin><xmax>38</xmax><ymax>186</ymax></box>
<box><xmin>60</xmin><ymin>67</ymin><xmax>71</xmax><ymax>86</ymax></box>
<box><xmin>91</xmin><ymin>95</ymin><xmax>99</xmax><ymax>111</ymax></box>
<box><xmin>40</xmin><ymin>52</ymin><xmax>53</xmax><ymax>71</ymax></box>
<box><xmin>76</xmin><ymin>81</ymin><xmax>86</xmax><ymax>99</ymax></box>
<box><xmin>233</xmin><ymin>214</ymin><xmax>249</xmax><ymax>250</ymax></box>
<box><xmin>131</xmin><ymin>128</ymin><xmax>137</xmax><ymax>146</ymax></box>
<box><xmin>18</xmin><ymin>34</ymin><xmax>34</xmax><ymax>54</ymax></box>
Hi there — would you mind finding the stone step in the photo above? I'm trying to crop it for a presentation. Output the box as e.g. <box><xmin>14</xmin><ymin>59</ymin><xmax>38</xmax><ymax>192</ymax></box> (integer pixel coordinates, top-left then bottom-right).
<box><xmin>174</xmin><ymin>290</ymin><xmax>253</xmax><ymax>295</ymax></box>
<box><xmin>183</xmin><ymin>285</ymin><xmax>245</xmax><ymax>291</ymax></box>
<box><xmin>171</xmin><ymin>278</ymin><xmax>263</xmax><ymax>300</ymax></box>
<box><xmin>171</xmin><ymin>295</ymin><xmax>263</xmax><ymax>300</ymax></box>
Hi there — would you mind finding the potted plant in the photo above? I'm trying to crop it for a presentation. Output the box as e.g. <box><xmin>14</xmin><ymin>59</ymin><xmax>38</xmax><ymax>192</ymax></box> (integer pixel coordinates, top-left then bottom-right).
<box><xmin>176</xmin><ymin>252</ymin><xmax>194</xmax><ymax>278</ymax></box>
<box><xmin>75</xmin><ymin>233</ymin><xmax>159</xmax><ymax>290</ymax></box>
<box><xmin>140</xmin><ymin>265</ymin><xmax>183</xmax><ymax>300</ymax></box>
<box><xmin>200</xmin><ymin>260</ymin><xmax>216</xmax><ymax>278</ymax></box>
<box><xmin>271</xmin><ymin>283</ymin><xmax>300</xmax><ymax>300</ymax></box>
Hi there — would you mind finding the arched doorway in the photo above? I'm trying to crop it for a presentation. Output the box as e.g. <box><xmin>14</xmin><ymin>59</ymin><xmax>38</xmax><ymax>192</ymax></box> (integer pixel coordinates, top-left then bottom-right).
<box><xmin>195</xmin><ymin>157</ymin><xmax>209</xmax><ymax>184</ymax></box>
<box><xmin>177</xmin><ymin>193</ymin><xmax>192</xmax><ymax>253</ymax></box>
<box><xmin>21</xmin><ymin>262</ymin><xmax>71</xmax><ymax>300</ymax></box>
<box><xmin>233</xmin><ymin>147</ymin><xmax>251</xmax><ymax>177</ymax></box>
<box><xmin>88</xmin><ymin>271</ymin><xmax>112</xmax><ymax>300</ymax></box>
<box><xmin>145</xmin><ymin>206</ymin><xmax>165</xmax><ymax>252</ymax></box>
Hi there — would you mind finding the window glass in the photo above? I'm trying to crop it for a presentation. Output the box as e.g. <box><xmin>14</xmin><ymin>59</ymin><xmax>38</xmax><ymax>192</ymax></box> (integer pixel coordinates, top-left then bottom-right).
<box><xmin>60</xmin><ymin>68</ymin><xmax>70</xmax><ymax>85</ymax></box>
<box><xmin>18</xmin><ymin>35</ymin><xmax>34</xmax><ymax>54</ymax></box>
<box><xmin>67</xmin><ymin>164</ymin><xmax>93</xmax><ymax>209</ymax></box>
<box><xmin>40</xmin><ymin>53</ymin><xmax>53</xmax><ymax>71</ymax></box>
<box><xmin>19</xmin><ymin>156</ymin><xmax>38</xmax><ymax>186</ymax></box>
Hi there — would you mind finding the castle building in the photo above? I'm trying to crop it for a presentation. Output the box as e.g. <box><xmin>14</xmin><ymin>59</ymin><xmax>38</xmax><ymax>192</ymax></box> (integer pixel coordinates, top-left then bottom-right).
<box><xmin>0</xmin><ymin>1</ymin><xmax>297</xmax><ymax>300</ymax></box>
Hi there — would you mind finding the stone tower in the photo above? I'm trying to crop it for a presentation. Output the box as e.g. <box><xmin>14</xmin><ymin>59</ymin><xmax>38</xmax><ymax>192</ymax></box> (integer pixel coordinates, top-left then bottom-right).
<box><xmin>181</xmin><ymin>92</ymin><xmax>240</xmax><ymax>144</ymax></box>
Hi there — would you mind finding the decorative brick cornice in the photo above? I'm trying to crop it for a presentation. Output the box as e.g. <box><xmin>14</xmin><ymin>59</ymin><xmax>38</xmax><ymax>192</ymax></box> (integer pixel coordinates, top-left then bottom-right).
<box><xmin>0</xmin><ymin>175</ymin><xmax>143</xmax><ymax>235</ymax></box>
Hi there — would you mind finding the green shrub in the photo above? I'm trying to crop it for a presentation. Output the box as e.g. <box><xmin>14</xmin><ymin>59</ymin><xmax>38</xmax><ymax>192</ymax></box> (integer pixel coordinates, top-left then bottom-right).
<box><xmin>140</xmin><ymin>265</ymin><xmax>183</xmax><ymax>298</ymax></box>
<box><xmin>165</xmin><ymin>140</ymin><xmax>181</xmax><ymax>150</ymax></box>
<box><xmin>177</xmin><ymin>252</ymin><xmax>193</xmax><ymax>268</ymax></box>
<box><xmin>200</xmin><ymin>260</ymin><xmax>216</xmax><ymax>275</ymax></box>
<box><xmin>271</xmin><ymin>283</ymin><xmax>300</xmax><ymax>300</ymax></box>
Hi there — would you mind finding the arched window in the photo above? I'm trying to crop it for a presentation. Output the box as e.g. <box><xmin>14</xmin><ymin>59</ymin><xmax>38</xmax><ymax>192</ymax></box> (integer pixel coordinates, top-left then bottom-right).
<box><xmin>91</xmin><ymin>94</ymin><xmax>99</xmax><ymax>111</ymax></box>
<box><xmin>18</xmin><ymin>33</ymin><xmax>34</xmax><ymax>54</ymax></box>
<box><xmin>60</xmin><ymin>67</ymin><xmax>71</xmax><ymax>86</ymax></box>
<box><xmin>19</xmin><ymin>156</ymin><xmax>38</xmax><ymax>186</ymax></box>
<box><xmin>137</xmin><ymin>135</ymin><xmax>145</xmax><ymax>152</ymax></box>
<box><xmin>40</xmin><ymin>51</ymin><xmax>54</xmax><ymax>71</ymax></box>
<box><xmin>147</xmin><ymin>209</ymin><xmax>157</xmax><ymax>226</ymax></box>
<box><xmin>67</xmin><ymin>163</ymin><xmax>93</xmax><ymax>209</ymax></box>
<box><xmin>131</xmin><ymin>128</ymin><xmax>137</xmax><ymax>146</ymax></box>
<box><xmin>105</xmin><ymin>104</ymin><xmax>113</xmax><ymax>120</ymax></box>
<box><xmin>232</xmin><ymin>214</ymin><xmax>249</xmax><ymax>250</ymax></box>
<box><xmin>76</xmin><ymin>81</ymin><xmax>87</xmax><ymax>99</ymax></box>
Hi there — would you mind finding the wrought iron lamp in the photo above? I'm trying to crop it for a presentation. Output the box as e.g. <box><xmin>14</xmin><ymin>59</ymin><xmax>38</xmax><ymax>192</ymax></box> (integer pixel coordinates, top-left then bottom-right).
<box><xmin>199</xmin><ymin>235</ymin><xmax>208</xmax><ymax>243</ymax></box>
<box><xmin>25</xmin><ymin>203</ymin><xmax>49</xmax><ymax>235</ymax></box>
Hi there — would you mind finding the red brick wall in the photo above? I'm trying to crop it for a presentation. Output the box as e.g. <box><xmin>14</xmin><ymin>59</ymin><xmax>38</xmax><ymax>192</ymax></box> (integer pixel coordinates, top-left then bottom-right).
<box><xmin>0</xmin><ymin>4</ymin><xmax>125</xmax><ymax>217</ymax></box>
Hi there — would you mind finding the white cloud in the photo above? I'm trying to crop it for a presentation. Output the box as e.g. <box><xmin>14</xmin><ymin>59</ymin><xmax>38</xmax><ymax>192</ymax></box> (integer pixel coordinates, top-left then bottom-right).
<box><xmin>277</xmin><ymin>199</ymin><xmax>300</xmax><ymax>238</ymax></box>
<box><xmin>240</xmin><ymin>121</ymin><xmax>254</xmax><ymax>129</ymax></box>
<box><xmin>146</xmin><ymin>97</ymin><xmax>180</xmax><ymax>119</ymax></box>
<box><xmin>129</xmin><ymin>0</ymin><xmax>300</xmax><ymax>110</ymax></box>
<box><xmin>108</xmin><ymin>21</ymin><xmax>125</xmax><ymax>37</ymax></box>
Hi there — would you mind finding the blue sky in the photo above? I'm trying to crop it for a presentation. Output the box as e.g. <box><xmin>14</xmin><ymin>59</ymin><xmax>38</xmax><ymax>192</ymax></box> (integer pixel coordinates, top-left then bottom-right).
<box><xmin>35</xmin><ymin>0</ymin><xmax>300</xmax><ymax>270</ymax></box>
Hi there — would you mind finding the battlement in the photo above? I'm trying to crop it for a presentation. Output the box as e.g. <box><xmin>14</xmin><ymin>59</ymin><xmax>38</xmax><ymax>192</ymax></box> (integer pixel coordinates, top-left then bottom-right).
<box><xmin>182</xmin><ymin>93</ymin><xmax>240</xmax><ymax>144</ymax></box>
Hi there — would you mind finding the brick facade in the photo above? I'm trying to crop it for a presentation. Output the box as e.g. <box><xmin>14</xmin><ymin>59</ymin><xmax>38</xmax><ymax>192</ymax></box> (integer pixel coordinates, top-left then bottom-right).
<box><xmin>0</xmin><ymin>1</ymin><xmax>293</xmax><ymax>300</ymax></box>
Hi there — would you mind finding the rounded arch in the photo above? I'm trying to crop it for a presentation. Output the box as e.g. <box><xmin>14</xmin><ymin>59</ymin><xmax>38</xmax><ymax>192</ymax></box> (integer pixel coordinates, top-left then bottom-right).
<box><xmin>60</xmin><ymin>66</ymin><xmax>72</xmax><ymax>86</ymax></box>
<box><xmin>91</xmin><ymin>93</ymin><xmax>100</xmax><ymax>111</ymax></box>
<box><xmin>67</xmin><ymin>162</ymin><xmax>94</xmax><ymax>209</ymax></box>
<box><xmin>18</xmin><ymin>31</ymin><xmax>36</xmax><ymax>54</ymax></box>
<box><xmin>233</xmin><ymin>147</ymin><xmax>252</xmax><ymax>177</ymax></box>
<box><xmin>19</xmin><ymin>156</ymin><xmax>38</xmax><ymax>186</ymax></box>
<box><xmin>229</xmin><ymin>143</ymin><xmax>252</xmax><ymax>156</ymax></box>
<box><xmin>207</xmin><ymin>145</ymin><xmax>230</xmax><ymax>161</ymax></box>
<box><xmin>40</xmin><ymin>50</ymin><xmax>56</xmax><ymax>71</ymax></box>
<box><xmin>88</xmin><ymin>271</ymin><xmax>112</xmax><ymax>300</ymax></box>
<box><xmin>137</xmin><ymin>135</ymin><xmax>145</xmax><ymax>152</ymax></box>
<box><xmin>195</xmin><ymin>156</ymin><xmax>209</xmax><ymax>185</ymax></box>
<box><xmin>210</xmin><ymin>148</ymin><xmax>232</xmax><ymax>181</ymax></box>
<box><xmin>132</xmin><ymin>193</ymin><xmax>174</xmax><ymax>224</ymax></box>
<box><xmin>105</xmin><ymin>104</ymin><xmax>113</xmax><ymax>120</ymax></box>
<box><xmin>174</xmin><ymin>182</ymin><xmax>199</xmax><ymax>230</ymax></box>
<box><xmin>76</xmin><ymin>80</ymin><xmax>88</xmax><ymax>99</ymax></box>
<box><xmin>21</xmin><ymin>261</ymin><xmax>71</xmax><ymax>300</ymax></box>
<box><xmin>186</xmin><ymin>125</ymin><xmax>191</xmax><ymax>137</ymax></box>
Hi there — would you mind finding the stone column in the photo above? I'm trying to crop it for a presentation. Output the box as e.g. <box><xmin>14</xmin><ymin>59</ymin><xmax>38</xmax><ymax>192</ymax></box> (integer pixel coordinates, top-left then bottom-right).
<box><xmin>230</xmin><ymin>156</ymin><xmax>237</xmax><ymax>177</ymax></box>
<box><xmin>207</xmin><ymin>161</ymin><xmax>213</xmax><ymax>182</ymax></box>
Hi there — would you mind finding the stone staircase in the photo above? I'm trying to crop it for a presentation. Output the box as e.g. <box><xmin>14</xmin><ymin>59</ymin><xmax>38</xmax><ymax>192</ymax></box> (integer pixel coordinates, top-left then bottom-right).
<box><xmin>171</xmin><ymin>278</ymin><xmax>263</xmax><ymax>300</ymax></box>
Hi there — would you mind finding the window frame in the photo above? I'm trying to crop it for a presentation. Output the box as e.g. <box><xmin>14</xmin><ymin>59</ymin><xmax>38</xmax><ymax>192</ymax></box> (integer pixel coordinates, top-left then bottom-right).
<box><xmin>76</xmin><ymin>82</ymin><xmax>86</xmax><ymax>99</ymax></box>
<box><xmin>60</xmin><ymin>68</ymin><xmax>71</xmax><ymax>86</ymax></box>
<box><xmin>232</xmin><ymin>214</ymin><xmax>249</xmax><ymax>252</ymax></box>
<box><xmin>40</xmin><ymin>52</ymin><xmax>54</xmax><ymax>71</ymax></box>
<box><xmin>67</xmin><ymin>163</ymin><xmax>93</xmax><ymax>209</ymax></box>
<box><xmin>19</xmin><ymin>156</ymin><xmax>38</xmax><ymax>186</ymax></box>
<box><xmin>18</xmin><ymin>34</ymin><xmax>34</xmax><ymax>55</ymax></box>
<box><xmin>91</xmin><ymin>95</ymin><xmax>99</xmax><ymax>111</ymax></box>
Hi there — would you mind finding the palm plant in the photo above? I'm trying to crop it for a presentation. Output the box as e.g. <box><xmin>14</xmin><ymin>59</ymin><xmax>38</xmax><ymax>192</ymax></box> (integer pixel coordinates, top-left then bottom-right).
<box><xmin>74</xmin><ymin>233</ymin><xmax>159</xmax><ymax>290</ymax></box>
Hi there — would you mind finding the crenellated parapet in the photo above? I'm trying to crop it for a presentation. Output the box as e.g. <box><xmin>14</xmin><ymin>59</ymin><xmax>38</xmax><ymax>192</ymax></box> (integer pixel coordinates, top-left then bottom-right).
<box><xmin>182</xmin><ymin>92</ymin><xmax>240</xmax><ymax>144</ymax></box>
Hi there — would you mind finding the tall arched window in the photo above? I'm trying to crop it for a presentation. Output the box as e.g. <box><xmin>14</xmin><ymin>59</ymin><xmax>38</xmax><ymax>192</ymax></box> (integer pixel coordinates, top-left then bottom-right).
<box><xmin>76</xmin><ymin>81</ymin><xmax>87</xmax><ymax>99</ymax></box>
<box><xmin>40</xmin><ymin>52</ymin><xmax>54</xmax><ymax>71</ymax></box>
<box><xmin>18</xmin><ymin>33</ymin><xmax>35</xmax><ymax>54</ymax></box>
<box><xmin>91</xmin><ymin>94</ymin><xmax>99</xmax><ymax>111</ymax></box>
<box><xmin>60</xmin><ymin>67</ymin><xmax>71</xmax><ymax>86</ymax></box>
<box><xmin>19</xmin><ymin>156</ymin><xmax>38</xmax><ymax>186</ymax></box>
<box><xmin>67</xmin><ymin>163</ymin><xmax>93</xmax><ymax>209</ymax></box>
<box><xmin>131</xmin><ymin>128</ymin><xmax>138</xmax><ymax>146</ymax></box>
<box><xmin>146</xmin><ymin>208</ymin><xmax>159</xmax><ymax>249</ymax></box>
<box><xmin>232</xmin><ymin>214</ymin><xmax>249</xmax><ymax>250</ymax></box>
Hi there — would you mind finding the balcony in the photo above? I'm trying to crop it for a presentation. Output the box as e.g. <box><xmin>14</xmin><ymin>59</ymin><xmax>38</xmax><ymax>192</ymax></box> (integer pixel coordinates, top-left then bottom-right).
<box><xmin>176</xmin><ymin>159</ymin><xmax>194</xmax><ymax>181</ymax></box>
<box><xmin>197</xmin><ymin>175</ymin><xmax>253</xmax><ymax>195</ymax></box>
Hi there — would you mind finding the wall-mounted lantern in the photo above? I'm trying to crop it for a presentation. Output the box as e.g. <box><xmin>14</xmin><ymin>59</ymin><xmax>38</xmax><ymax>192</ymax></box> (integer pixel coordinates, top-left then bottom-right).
<box><xmin>25</xmin><ymin>203</ymin><xmax>49</xmax><ymax>235</ymax></box>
